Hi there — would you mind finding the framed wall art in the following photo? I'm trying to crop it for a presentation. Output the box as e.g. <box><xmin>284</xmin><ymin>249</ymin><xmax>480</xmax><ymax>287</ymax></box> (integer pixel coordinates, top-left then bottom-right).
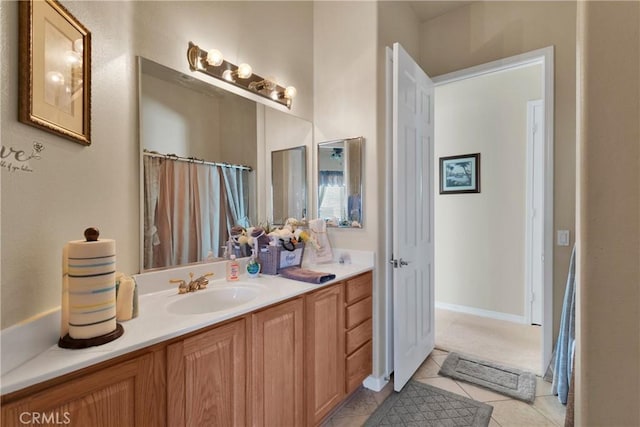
<box><xmin>439</xmin><ymin>153</ymin><xmax>481</xmax><ymax>194</ymax></box>
<box><xmin>19</xmin><ymin>0</ymin><xmax>91</xmax><ymax>145</ymax></box>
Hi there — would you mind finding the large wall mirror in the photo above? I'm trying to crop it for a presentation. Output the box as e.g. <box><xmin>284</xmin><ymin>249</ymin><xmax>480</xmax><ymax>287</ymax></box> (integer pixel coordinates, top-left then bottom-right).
<box><xmin>317</xmin><ymin>137</ymin><xmax>364</xmax><ymax>228</ymax></box>
<box><xmin>271</xmin><ymin>146</ymin><xmax>307</xmax><ymax>225</ymax></box>
<box><xmin>139</xmin><ymin>57</ymin><xmax>311</xmax><ymax>271</ymax></box>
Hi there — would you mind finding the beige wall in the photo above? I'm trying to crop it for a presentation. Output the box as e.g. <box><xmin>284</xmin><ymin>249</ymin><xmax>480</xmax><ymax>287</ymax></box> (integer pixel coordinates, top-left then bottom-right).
<box><xmin>378</xmin><ymin>1</ymin><xmax>421</xmax><ymax>58</ymax></box>
<box><xmin>1</xmin><ymin>0</ymin><xmax>139</xmax><ymax>329</ymax></box>
<box><xmin>313</xmin><ymin>1</ymin><xmax>378</xmax><ymax>250</ymax></box>
<box><xmin>575</xmin><ymin>1</ymin><xmax>640</xmax><ymax>424</ymax></box>
<box><xmin>314</xmin><ymin>0</ymin><xmax>382</xmax><ymax>373</ymax></box>
<box><xmin>0</xmin><ymin>0</ymin><xmax>313</xmax><ymax>328</ymax></box>
<box><xmin>435</xmin><ymin>64</ymin><xmax>542</xmax><ymax>317</ymax></box>
<box><xmin>218</xmin><ymin>94</ymin><xmax>258</xmax><ymax>169</ymax></box>
<box><xmin>141</xmin><ymin>74</ymin><xmax>223</xmax><ymax>162</ymax></box>
<box><xmin>420</xmin><ymin>0</ymin><xmax>576</xmax><ymax>340</ymax></box>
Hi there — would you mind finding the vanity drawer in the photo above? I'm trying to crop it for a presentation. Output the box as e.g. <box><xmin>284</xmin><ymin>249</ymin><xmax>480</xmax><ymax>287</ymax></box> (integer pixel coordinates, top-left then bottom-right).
<box><xmin>345</xmin><ymin>340</ymin><xmax>372</xmax><ymax>394</ymax></box>
<box><xmin>345</xmin><ymin>272</ymin><xmax>372</xmax><ymax>304</ymax></box>
<box><xmin>346</xmin><ymin>296</ymin><xmax>372</xmax><ymax>329</ymax></box>
<box><xmin>346</xmin><ymin>318</ymin><xmax>372</xmax><ymax>355</ymax></box>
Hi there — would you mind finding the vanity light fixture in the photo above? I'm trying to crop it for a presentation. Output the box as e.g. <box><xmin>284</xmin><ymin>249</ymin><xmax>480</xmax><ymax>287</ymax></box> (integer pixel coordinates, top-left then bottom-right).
<box><xmin>187</xmin><ymin>42</ymin><xmax>296</xmax><ymax>109</ymax></box>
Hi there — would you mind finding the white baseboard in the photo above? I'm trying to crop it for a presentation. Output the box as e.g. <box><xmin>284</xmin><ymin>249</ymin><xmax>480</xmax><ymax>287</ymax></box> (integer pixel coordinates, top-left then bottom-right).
<box><xmin>435</xmin><ymin>301</ymin><xmax>526</xmax><ymax>324</ymax></box>
<box><xmin>363</xmin><ymin>375</ymin><xmax>388</xmax><ymax>392</ymax></box>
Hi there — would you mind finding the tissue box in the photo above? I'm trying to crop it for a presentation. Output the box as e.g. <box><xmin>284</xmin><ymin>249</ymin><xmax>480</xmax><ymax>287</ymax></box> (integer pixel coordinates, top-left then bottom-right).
<box><xmin>259</xmin><ymin>242</ymin><xmax>305</xmax><ymax>275</ymax></box>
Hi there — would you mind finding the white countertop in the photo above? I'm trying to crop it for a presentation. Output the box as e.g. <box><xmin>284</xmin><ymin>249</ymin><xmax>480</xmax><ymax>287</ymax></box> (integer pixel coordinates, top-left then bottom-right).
<box><xmin>1</xmin><ymin>254</ymin><xmax>373</xmax><ymax>396</ymax></box>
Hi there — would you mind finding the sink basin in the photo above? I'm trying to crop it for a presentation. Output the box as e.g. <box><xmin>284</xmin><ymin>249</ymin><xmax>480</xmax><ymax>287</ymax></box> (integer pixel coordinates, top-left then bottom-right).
<box><xmin>167</xmin><ymin>284</ymin><xmax>262</xmax><ymax>315</ymax></box>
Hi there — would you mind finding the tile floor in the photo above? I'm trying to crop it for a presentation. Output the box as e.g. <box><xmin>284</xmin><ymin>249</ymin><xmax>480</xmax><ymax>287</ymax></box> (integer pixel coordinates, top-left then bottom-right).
<box><xmin>323</xmin><ymin>349</ymin><xmax>567</xmax><ymax>427</ymax></box>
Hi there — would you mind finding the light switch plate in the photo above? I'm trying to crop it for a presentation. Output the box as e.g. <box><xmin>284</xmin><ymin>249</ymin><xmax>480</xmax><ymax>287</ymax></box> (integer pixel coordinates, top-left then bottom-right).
<box><xmin>557</xmin><ymin>230</ymin><xmax>570</xmax><ymax>246</ymax></box>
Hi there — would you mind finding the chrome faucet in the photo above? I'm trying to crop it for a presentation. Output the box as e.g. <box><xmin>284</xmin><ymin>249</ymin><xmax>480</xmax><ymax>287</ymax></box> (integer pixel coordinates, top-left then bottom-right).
<box><xmin>170</xmin><ymin>272</ymin><xmax>214</xmax><ymax>294</ymax></box>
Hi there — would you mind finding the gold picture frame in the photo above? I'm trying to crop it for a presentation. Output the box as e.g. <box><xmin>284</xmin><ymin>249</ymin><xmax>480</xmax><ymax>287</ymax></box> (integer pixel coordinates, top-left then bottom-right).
<box><xmin>19</xmin><ymin>0</ymin><xmax>91</xmax><ymax>145</ymax></box>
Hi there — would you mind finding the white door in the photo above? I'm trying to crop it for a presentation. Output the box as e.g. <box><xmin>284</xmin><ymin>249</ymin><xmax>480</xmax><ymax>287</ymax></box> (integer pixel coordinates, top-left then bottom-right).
<box><xmin>392</xmin><ymin>43</ymin><xmax>435</xmax><ymax>391</ymax></box>
<box><xmin>526</xmin><ymin>100</ymin><xmax>545</xmax><ymax>325</ymax></box>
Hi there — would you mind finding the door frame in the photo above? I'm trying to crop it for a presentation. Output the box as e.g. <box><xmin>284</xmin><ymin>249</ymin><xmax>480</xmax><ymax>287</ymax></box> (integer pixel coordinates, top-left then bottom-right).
<box><xmin>431</xmin><ymin>46</ymin><xmax>555</xmax><ymax>373</ymax></box>
<box><xmin>384</xmin><ymin>46</ymin><xmax>394</xmax><ymax>378</ymax></box>
<box><xmin>526</xmin><ymin>99</ymin><xmax>545</xmax><ymax>326</ymax></box>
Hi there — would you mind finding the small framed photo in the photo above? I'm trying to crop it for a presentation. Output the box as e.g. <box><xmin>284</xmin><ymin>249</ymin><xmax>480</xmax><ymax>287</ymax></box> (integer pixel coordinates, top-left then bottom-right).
<box><xmin>439</xmin><ymin>153</ymin><xmax>481</xmax><ymax>194</ymax></box>
<box><xmin>19</xmin><ymin>0</ymin><xmax>91</xmax><ymax>145</ymax></box>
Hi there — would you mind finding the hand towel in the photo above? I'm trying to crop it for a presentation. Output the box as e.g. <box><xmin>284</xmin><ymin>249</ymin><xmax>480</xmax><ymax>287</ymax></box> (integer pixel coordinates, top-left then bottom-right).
<box><xmin>116</xmin><ymin>273</ymin><xmax>139</xmax><ymax>321</ymax></box>
<box><xmin>279</xmin><ymin>267</ymin><xmax>336</xmax><ymax>284</ymax></box>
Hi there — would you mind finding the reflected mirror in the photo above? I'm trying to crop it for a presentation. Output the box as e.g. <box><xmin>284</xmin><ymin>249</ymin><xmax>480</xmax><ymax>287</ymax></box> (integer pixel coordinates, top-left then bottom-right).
<box><xmin>139</xmin><ymin>57</ymin><xmax>310</xmax><ymax>271</ymax></box>
<box><xmin>317</xmin><ymin>137</ymin><xmax>364</xmax><ymax>227</ymax></box>
<box><xmin>271</xmin><ymin>146</ymin><xmax>307</xmax><ymax>225</ymax></box>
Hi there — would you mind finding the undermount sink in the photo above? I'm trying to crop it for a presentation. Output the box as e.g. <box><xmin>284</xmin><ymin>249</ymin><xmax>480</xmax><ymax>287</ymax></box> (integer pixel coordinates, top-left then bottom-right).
<box><xmin>167</xmin><ymin>284</ymin><xmax>263</xmax><ymax>315</ymax></box>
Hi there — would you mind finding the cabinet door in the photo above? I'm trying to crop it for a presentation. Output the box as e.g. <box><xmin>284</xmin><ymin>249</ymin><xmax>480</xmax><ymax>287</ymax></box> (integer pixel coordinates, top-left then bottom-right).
<box><xmin>305</xmin><ymin>284</ymin><xmax>345</xmax><ymax>426</ymax></box>
<box><xmin>167</xmin><ymin>319</ymin><xmax>246</xmax><ymax>427</ymax></box>
<box><xmin>1</xmin><ymin>350</ymin><xmax>165</xmax><ymax>427</ymax></box>
<box><xmin>251</xmin><ymin>298</ymin><xmax>304</xmax><ymax>427</ymax></box>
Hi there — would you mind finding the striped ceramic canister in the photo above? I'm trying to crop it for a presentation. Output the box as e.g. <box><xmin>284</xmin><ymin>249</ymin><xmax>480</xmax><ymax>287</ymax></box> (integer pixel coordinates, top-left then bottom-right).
<box><xmin>65</xmin><ymin>238</ymin><xmax>117</xmax><ymax>340</ymax></box>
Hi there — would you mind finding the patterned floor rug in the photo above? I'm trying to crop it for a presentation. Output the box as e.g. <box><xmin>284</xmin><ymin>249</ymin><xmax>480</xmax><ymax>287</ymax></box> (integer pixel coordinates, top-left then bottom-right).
<box><xmin>364</xmin><ymin>380</ymin><xmax>493</xmax><ymax>427</ymax></box>
<box><xmin>438</xmin><ymin>352</ymin><xmax>537</xmax><ymax>403</ymax></box>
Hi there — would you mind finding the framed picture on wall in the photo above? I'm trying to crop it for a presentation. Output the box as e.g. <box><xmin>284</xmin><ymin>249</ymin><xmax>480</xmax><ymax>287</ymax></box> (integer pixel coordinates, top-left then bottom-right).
<box><xmin>19</xmin><ymin>0</ymin><xmax>92</xmax><ymax>145</ymax></box>
<box><xmin>439</xmin><ymin>153</ymin><xmax>481</xmax><ymax>194</ymax></box>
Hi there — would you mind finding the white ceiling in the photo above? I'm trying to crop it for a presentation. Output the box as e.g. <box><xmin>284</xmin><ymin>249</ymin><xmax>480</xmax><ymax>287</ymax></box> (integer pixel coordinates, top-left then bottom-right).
<box><xmin>407</xmin><ymin>1</ymin><xmax>476</xmax><ymax>22</ymax></box>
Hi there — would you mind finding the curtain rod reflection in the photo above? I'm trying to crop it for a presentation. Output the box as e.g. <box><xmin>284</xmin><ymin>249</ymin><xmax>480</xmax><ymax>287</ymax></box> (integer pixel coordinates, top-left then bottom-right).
<box><xmin>143</xmin><ymin>149</ymin><xmax>252</xmax><ymax>171</ymax></box>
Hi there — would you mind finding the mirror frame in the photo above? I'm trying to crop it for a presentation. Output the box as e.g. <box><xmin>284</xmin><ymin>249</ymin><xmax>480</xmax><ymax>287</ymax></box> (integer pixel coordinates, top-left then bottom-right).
<box><xmin>317</xmin><ymin>137</ymin><xmax>364</xmax><ymax>228</ymax></box>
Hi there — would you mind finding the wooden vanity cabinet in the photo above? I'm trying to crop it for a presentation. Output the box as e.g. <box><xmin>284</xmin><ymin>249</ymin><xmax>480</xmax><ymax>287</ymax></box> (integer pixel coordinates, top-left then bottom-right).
<box><xmin>250</xmin><ymin>298</ymin><xmax>304</xmax><ymax>427</ymax></box>
<box><xmin>305</xmin><ymin>283</ymin><xmax>345</xmax><ymax>426</ymax></box>
<box><xmin>304</xmin><ymin>271</ymin><xmax>373</xmax><ymax>425</ymax></box>
<box><xmin>1</xmin><ymin>349</ymin><xmax>166</xmax><ymax>427</ymax></box>
<box><xmin>344</xmin><ymin>271</ymin><xmax>373</xmax><ymax>394</ymax></box>
<box><xmin>1</xmin><ymin>270</ymin><xmax>373</xmax><ymax>427</ymax></box>
<box><xmin>167</xmin><ymin>318</ymin><xmax>247</xmax><ymax>427</ymax></box>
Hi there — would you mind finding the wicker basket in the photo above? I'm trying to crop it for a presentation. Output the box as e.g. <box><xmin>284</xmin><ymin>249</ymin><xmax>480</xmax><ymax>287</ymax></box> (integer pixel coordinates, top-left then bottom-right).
<box><xmin>231</xmin><ymin>243</ymin><xmax>249</xmax><ymax>259</ymax></box>
<box><xmin>258</xmin><ymin>242</ymin><xmax>305</xmax><ymax>275</ymax></box>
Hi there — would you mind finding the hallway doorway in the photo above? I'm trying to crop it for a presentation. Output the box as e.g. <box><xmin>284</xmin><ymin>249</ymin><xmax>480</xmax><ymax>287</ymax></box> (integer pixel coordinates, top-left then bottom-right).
<box><xmin>432</xmin><ymin>47</ymin><xmax>554</xmax><ymax>374</ymax></box>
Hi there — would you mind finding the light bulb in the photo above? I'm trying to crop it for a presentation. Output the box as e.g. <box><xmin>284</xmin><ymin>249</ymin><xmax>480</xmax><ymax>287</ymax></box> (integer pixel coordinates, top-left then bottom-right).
<box><xmin>284</xmin><ymin>86</ymin><xmax>297</xmax><ymax>99</ymax></box>
<box><xmin>206</xmin><ymin>49</ymin><xmax>223</xmax><ymax>67</ymax></box>
<box><xmin>237</xmin><ymin>63</ymin><xmax>252</xmax><ymax>79</ymax></box>
<box><xmin>64</xmin><ymin>50</ymin><xmax>82</xmax><ymax>66</ymax></box>
<box><xmin>222</xmin><ymin>69</ymin><xmax>234</xmax><ymax>82</ymax></box>
<box><xmin>46</xmin><ymin>71</ymin><xmax>65</xmax><ymax>86</ymax></box>
<box><xmin>73</xmin><ymin>38</ymin><xmax>83</xmax><ymax>54</ymax></box>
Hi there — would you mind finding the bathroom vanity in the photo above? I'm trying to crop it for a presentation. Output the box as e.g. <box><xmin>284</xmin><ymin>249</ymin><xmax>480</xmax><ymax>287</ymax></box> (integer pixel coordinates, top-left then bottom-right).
<box><xmin>0</xmin><ymin>260</ymin><xmax>373</xmax><ymax>427</ymax></box>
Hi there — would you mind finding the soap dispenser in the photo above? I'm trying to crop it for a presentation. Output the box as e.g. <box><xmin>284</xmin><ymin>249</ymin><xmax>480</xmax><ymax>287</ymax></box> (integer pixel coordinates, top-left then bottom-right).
<box><xmin>246</xmin><ymin>248</ymin><xmax>261</xmax><ymax>278</ymax></box>
<box><xmin>226</xmin><ymin>255</ymin><xmax>240</xmax><ymax>282</ymax></box>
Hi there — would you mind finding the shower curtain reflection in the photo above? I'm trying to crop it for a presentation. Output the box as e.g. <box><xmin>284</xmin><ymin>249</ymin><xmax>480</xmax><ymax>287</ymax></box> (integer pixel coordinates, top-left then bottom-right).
<box><xmin>144</xmin><ymin>156</ymin><xmax>250</xmax><ymax>270</ymax></box>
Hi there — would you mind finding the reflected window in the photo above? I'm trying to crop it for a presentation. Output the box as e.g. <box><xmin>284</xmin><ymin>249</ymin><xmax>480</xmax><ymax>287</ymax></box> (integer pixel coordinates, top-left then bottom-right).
<box><xmin>317</xmin><ymin>137</ymin><xmax>363</xmax><ymax>227</ymax></box>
